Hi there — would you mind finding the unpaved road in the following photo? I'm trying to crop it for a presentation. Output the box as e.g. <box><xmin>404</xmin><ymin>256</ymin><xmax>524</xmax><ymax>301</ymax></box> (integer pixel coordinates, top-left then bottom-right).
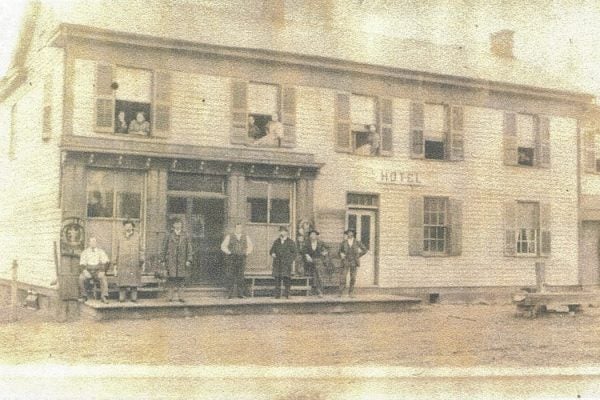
<box><xmin>0</xmin><ymin>304</ymin><xmax>599</xmax><ymax>368</ymax></box>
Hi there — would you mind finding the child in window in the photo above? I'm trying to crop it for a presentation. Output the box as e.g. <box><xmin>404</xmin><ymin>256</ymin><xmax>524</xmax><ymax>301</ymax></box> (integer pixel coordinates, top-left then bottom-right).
<box><xmin>128</xmin><ymin>111</ymin><xmax>150</xmax><ymax>136</ymax></box>
<box><xmin>116</xmin><ymin>111</ymin><xmax>128</xmax><ymax>134</ymax></box>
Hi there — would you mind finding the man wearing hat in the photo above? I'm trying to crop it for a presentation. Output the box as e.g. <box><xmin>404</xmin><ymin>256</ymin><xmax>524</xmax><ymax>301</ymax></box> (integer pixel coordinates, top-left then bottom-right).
<box><xmin>269</xmin><ymin>226</ymin><xmax>297</xmax><ymax>299</ymax></box>
<box><xmin>339</xmin><ymin>229</ymin><xmax>367</xmax><ymax>297</ymax></box>
<box><xmin>302</xmin><ymin>229</ymin><xmax>328</xmax><ymax>297</ymax></box>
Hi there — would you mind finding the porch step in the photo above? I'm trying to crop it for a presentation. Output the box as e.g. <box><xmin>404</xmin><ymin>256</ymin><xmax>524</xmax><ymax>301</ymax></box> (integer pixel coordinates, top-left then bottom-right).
<box><xmin>79</xmin><ymin>295</ymin><xmax>422</xmax><ymax>321</ymax></box>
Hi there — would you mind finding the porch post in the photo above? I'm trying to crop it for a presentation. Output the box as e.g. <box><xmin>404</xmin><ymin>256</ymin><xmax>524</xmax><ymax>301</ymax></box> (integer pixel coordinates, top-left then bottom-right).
<box><xmin>296</xmin><ymin>177</ymin><xmax>315</xmax><ymax>224</ymax></box>
<box><xmin>227</xmin><ymin>171</ymin><xmax>246</xmax><ymax>230</ymax></box>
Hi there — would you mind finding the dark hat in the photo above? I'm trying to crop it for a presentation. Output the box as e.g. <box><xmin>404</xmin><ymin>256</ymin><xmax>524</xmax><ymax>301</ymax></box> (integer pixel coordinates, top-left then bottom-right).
<box><xmin>344</xmin><ymin>229</ymin><xmax>356</xmax><ymax>236</ymax></box>
<box><xmin>278</xmin><ymin>226</ymin><xmax>289</xmax><ymax>232</ymax></box>
<box><xmin>308</xmin><ymin>229</ymin><xmax>320</xmax><ymax>236</ymax></box>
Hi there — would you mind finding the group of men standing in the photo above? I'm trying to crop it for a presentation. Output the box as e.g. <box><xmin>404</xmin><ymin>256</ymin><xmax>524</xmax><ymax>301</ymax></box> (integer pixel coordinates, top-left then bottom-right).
<box><xmin>78</xmin><ymin>220</ymin><xmax>368</xmax><ymax>303</ymax></box>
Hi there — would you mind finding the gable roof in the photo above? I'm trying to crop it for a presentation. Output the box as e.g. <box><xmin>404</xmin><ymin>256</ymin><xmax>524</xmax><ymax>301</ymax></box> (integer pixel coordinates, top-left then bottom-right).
<box><xmin>4</xmin><ymin>0</ymin><xmax>594</xmax><ymax>100</ymax></box>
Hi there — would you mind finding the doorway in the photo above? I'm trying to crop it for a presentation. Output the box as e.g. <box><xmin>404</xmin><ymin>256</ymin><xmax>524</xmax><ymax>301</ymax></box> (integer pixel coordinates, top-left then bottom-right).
<box><xmin>167</xmin><ymin>196</ymin><xmax>226</xmax><ymax>285</ymax></box>
<box><xmin>346</xmin><ymin>209</ymin><xmax>377</xmax><ymax>286</ymax></box>
<box><xmin>580</xmin><ymin>221</ymin><xmax>600</xmax><ymax>287</ymax></box>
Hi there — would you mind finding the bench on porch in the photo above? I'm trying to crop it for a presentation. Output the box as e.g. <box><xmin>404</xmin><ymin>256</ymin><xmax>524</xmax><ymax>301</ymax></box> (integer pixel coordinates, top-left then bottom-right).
<box><xmin>90</xmin><ymin>272</ymin><xmax>165</xmax><ymax>299</ymax></box>
<box><xmin>245</xmin><ymin>275</ymin><xmax>313</xmax><ymax>297</ymax></box>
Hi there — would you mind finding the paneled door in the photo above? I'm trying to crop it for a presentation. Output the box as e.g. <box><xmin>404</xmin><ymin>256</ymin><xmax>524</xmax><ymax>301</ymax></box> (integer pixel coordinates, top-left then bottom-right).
<box><xmin>346</xmin><ymin>209</ymin><xmax>377</xmax><ymax>286</ymax></box>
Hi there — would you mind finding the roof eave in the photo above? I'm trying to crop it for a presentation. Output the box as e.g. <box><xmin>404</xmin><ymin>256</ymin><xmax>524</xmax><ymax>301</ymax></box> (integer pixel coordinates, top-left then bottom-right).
<box><xmin>54</xmin><ymin>23</ymin><xmax>595</xmax><ymax>105</ymax></box>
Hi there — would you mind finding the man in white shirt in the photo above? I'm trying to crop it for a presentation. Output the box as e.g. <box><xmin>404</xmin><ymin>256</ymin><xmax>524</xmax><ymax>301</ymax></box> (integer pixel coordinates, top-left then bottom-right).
<box><xmin>78</xmin><ymin>236</ymin><xmax>110</xmax><ymax>303</ymax></box>
<box><xmin>220</xmin><ymin>223</ymin><xmax>253</xmax><ymax>299</ymax></box>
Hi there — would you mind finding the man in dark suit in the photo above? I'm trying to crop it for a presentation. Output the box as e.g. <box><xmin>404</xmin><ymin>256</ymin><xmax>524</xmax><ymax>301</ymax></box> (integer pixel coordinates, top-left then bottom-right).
<box><xmin>339</xmin><ymin>229</ymin><xmax>367</xmax><ymax>298</ymax></box>
<box><xmin>161</xmin><ymin>219</ymin><xmax>193</xmax><ymax>303</ymax></box>
<box><xmin>270</xmin><ymin>226</ymin><xmax>297</xmax><ymax>299</ymax></box>
<box><xmin>302</xmin><ymin>229</ymin><xmax>328</xmax><ymax>297</ymax></box>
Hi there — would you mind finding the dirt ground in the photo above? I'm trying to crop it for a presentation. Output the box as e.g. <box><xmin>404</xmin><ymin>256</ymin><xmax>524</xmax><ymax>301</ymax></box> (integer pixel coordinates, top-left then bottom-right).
<box><xmin>1</xmin><ymin>304</ymin><xmax>600</xmax><ymax>368</ymax></box>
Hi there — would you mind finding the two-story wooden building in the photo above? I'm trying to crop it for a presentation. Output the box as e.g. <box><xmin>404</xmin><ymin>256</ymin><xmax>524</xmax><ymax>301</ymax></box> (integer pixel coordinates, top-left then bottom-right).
<box><xmin>0</xmin><ymin>0</ymin><xmax>595</xmax><ymax>306</ymax></box>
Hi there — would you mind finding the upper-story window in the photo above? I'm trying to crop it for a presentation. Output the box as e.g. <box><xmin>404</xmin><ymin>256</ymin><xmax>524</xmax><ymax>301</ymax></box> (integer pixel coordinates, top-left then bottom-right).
<box><xmin>94</xmin><ymin>63</ymin><xmax>172</xmax><ymax>138</ymax></box>
<box><xmin>409</xmin><ymin>102</ymin><xmax>464</xmax><ymax>161</ymax></box>
<box><xmin>114</xmin><ymin>67</ymin><xmax>153</xmax><ymax>136</ymax></box>
<box><xmin>503</xmin><ymin>112</ymin><xmax>550</xmax><ymax>168</ymax></box>
<box><xmin>335</xmin><ymin>93</ymin><xmax>393</xmax><ymax>156</ymax></box>
<box><xmin>230</xmin><ymin>81</ymin><xmax>296</xmax><ymax>148</ymax></box>
<box><xmin>584</xmin><ymin>128</ymin><xmax>600</xmax><ymax>173</ymax></box>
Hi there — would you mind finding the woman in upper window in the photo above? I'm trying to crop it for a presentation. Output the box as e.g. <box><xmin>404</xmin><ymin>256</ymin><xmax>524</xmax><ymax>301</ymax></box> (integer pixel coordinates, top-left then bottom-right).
<box><xmin>116</xmin><ymin>111</ymin><xmax>129</xmax><ymax>134</ymax></box>
<box><xmin>128</xmin><ymin>111</ymin><xmax>150</xmax><ymax>136</ymax></box>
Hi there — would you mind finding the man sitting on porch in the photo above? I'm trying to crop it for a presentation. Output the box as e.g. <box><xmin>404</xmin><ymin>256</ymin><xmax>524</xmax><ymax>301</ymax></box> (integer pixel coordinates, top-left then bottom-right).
<box><xmin>78</xmin><ymin>236</ymin><xmax>110</xmax><ymax>303</ymax></box>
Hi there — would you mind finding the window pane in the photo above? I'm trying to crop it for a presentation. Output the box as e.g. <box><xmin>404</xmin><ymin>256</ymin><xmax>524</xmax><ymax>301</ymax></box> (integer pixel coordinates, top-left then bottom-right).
<box><xmin>248</xmin><ymin>83</ymin><xmax>278</xmax><ymax>116</ymax></box>
<box><xmin>168</xmin><ymin>197</ymin><xmax>187</xmax><ymax>214</ymax></box>
<box><xmin>118</xmin><ymin>192</ymin><xmax>141</xmax><ymax>219</ymax></box>
<box><xmin>361</xmin><ymin>215</ymin><xmax>371</xmax><ymax>249</ymax></box>
<box><xmin>271</xmin><ymin>199</ymin><xmax>290</xmax><ymax>223</ymax></box>
<box><xmin>425</xmin><ymin>140</ymin><xmax>445</xmax><ymax>160</ymax></box>
<box><xmin>86</xmin><ymin>170</ymin><xmax>114</xmax><ymax>218</ymax></box>
<box><xmin>424</xmin><ymin>104</ymin><xmax>445</xmax><ymax>139</ymax></box>
<box><xmin>517</xmin><ymin>114</ymin><xmax>535</xmax><ymax>147</ymax></box>
<box><xmin>248</xmin><ymin>198</ymin><xmax>268</xmax><ymax>223</ymax></box>
<box><xmin>517</xmin><ymin>202</ymin><xmax>538</xmax><ymax>229</ymax></box>
<box><xmin>350</xmin><ymin>95</ymin><xmax>376</xmax><ymax>126</ymax></box>
<box><xmin>115</xmin><ymin>67</ymin><xmax>152</xmax><ymax>103</ymax></box>
<box><xmin>347</xmin><ymin>214</ymin><xmax>357</xmax><ymax>233</ymax></box>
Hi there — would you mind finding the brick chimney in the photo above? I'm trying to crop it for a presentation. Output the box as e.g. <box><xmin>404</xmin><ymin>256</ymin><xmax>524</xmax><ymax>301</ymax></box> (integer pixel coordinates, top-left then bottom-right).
<box><xmin>490</xmin><ymin>29</ymin><xmax>515</xmax><ymax>58</ymax></box>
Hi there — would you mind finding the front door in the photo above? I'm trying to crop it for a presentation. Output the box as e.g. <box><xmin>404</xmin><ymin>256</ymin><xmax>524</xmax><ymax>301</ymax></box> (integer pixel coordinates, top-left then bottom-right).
<box><xmin>167</xmin><ymin>196</ymin><xmax>225</xmax><ymax>285</ymax></box>
<box><xmin>346</xmin><ymin>209</ymin><xmax>377</xmax><ymax>286</ymax></box>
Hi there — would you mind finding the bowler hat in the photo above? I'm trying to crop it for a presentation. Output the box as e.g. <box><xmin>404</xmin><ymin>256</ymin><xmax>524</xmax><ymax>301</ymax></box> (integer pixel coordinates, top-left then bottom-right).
<box><xmin>278</xmin><ymin>226</ymin><xmax>289</xmax><ymax>232</ymax></box>
<box><xmin>308</xmin><ymin>229</ymin><xmax>320</xmax><ymax>236</ymax></box>
<box><xmin>344</xmin><ymin>229</ymin><xmax>356</xmax><ymax>235</ymax></box>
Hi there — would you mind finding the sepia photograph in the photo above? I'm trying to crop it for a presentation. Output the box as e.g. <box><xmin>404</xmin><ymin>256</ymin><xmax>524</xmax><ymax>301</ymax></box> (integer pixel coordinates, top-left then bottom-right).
<box><xmin>1</xmin><ymin>0</ymin><xmax>600</xmax><ymax>398</ymax></box>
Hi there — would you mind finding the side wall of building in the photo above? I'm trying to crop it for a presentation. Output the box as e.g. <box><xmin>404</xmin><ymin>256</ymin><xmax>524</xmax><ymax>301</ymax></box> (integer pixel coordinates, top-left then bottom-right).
<box><xmin>0</xmin><ymin>31</ymin><xmax>64</xmax><ymax>287</ymax></box>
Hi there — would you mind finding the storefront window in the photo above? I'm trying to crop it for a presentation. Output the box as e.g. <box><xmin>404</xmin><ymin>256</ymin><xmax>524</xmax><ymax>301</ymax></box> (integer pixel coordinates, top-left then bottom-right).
<box><xmin>86</xmin><ymin>169</ymin><xmax>144</xmax><ymax>255</ymax></box>
<box><xmin>246</xmin><ymin>180</ymin><xmax>291</xmax><ymax>224</ymax></box>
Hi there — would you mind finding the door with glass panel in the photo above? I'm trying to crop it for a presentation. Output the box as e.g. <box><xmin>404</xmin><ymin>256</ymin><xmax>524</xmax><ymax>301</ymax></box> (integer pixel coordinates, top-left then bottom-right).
<box><xmin>245</xmin><ymin>180</ymin><xmax>293</xmax><ymax>274</ymax></box>
<box><xmin>345</xmin><ymin>209</ymin><xmax>376</xmax><ymax>286</ymax></box>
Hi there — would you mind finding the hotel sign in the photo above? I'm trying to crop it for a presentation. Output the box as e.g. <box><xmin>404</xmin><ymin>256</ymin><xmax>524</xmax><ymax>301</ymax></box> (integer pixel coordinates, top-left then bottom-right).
<box><xmin>376</xmin><ymin>169</ymin><xmax>424</xmax><ymax>186</ymax></box>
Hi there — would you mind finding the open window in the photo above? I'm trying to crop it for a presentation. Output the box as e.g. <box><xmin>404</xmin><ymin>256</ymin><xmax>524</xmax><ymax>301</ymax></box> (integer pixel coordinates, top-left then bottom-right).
<box><xmin>503</xmin><ymin>112</ymin><xmax>550</xmax><ymax>167</ymax></box>
<box><xmin>409</xmin><ymin>102</ymin><xmax>464</xmax><ymax>161</ymax></box>
<box><xmin>335</xmin><ymin>93</ymin><xmax>393</xmax><ymax>156</ymax></box>
<box><xmin>94</xmin><ymin>63</ymin><xmax>171</xmax><ymax>138</ymax></box>
<box><xmin>114</xmin><ymin>67</ymin><xmax>152</xmax><ymax>136</ymax></box>
<box><xmin>230</xmin><ymin>81</ymin><xmax>296</xmax><ymax>148</ymax></box>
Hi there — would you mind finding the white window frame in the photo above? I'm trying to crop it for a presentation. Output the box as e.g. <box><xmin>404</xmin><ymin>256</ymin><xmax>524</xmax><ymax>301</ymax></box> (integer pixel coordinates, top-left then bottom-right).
<box><xmin>423</xmin><ymin>196</ymin><xmax>448</xmax><ymax>255</ymax></box>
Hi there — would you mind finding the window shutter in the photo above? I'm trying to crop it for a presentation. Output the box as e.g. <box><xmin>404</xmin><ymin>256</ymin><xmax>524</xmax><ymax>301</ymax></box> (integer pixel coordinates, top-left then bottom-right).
<box><xmin>448</xmin><ymin>198</ymin><xmax>463</xmax><ymax>256</ymax></box>
<box><xmin>280</xmin><ymin>86</ymin><xmax>296</xmax><ymax>148</ymax></box>
<box><xmin>535</xmin><ymin>115</ymin><xmax>550</xmax><ymax>168</ymax></box>
<box><xmin>409</xmin><ymin>102</ymin><xmax>424</xmax><ymax>158</ymax></box>
<box><xmin>449</xmin><ymin>106</ymin><xmax>464</xmax><ymax>161</ymax></box>
<box><xmin>378</xmin><ymin>97</ymin><xmax>393</xmax><ymax>156</ymax></box>
<box><xmin>335</xmin><ymin>92</ymin><xmax>351</xmax><ymax>152</ymax></box>
<box><xmin>540</xmin><ymin>202</ymin><xmax>551</xmax><ymax>256</ymax></box>
<box><xmin>503</xmin><ymin>112</ymin><xmax>518</xmax><ymax>166</ymax></box>
<box><xmin>585</xmin><ymin>130</ymin><xmax>597</xmax><ymax>173</ymax></box>
<box><xmin>230</xmin><ymin>80</ymin><xmax>248</xmax><ymax>145</ymax></box>
<box><xmin>94</xmin><ymin>63</ymin><xmax>115</xmax><ymax>133</ymax></box>
<box><xmin>42</xmin><ymin>74</ymin><xmax>52</xmax><ymax>140</ymax></box>
<box><xmin>153</xmin><ymin>70</ymin><xmax>172</xmax><ymax>138</ymax></box>
<box><xmin>504</xmin><ymin>201</ymin><xmax>517</xmax><ymax>256</ymax></box>
<box><xmin>408</xmin><ymin>196</ymin><xmax>424</xmax><ymax>256</ymax></box>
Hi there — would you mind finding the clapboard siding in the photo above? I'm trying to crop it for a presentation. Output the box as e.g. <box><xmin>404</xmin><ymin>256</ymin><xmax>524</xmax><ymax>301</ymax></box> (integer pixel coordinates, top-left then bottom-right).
<box><xmin>70</xmin><ymin>60</ymin><xmax>580</xmax><ymax>288</ymax></box>
<box><xmin>0</xmin><ymin>45</ymin><xmax>64</xmax><ymax>288</ymax></box>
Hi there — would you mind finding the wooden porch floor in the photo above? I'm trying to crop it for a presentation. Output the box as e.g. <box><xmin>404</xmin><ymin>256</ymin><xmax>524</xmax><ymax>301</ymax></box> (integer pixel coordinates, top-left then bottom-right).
<box><xmin>80</xmin><ymin>294</ymin><xmax>422</xmax><ymax>321</ymax></box>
